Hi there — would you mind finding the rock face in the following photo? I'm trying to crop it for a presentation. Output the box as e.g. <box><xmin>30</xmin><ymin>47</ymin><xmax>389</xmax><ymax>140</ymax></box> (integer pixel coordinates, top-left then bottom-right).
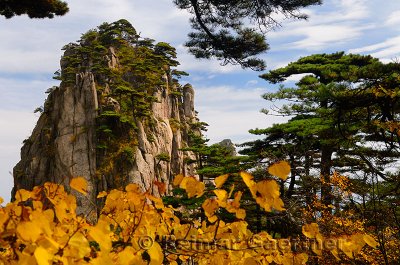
<box><xmin>217</xmin><ymin>139</ymin><xmax>236</xmax><ymax>156</ymax></box>
<box><xmin>13</xmin><ymin>20</ymin><xmax>201</xmax><ymax>221</ymax></box>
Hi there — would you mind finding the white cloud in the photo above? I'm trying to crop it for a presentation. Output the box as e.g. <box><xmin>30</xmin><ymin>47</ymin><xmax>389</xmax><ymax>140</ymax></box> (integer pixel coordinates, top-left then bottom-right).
<box><xmin>348</xmin><ymin>35</ymin><xmax>400</xmax><ymax>60</ymax></box>
<box><xmin>288</xmin><ymin>24</ymin><xmax>364</xmax><ymax>50</ymax></box>
<box><xmin>196</xmin><ymin>85</ymin><xmax>265</xmax><ymax>109</ymax></box>
<box><xmin>246</xmin><ymin>80</ymin><xmax>259</xmax><ymax>87</ymax></box>
<box><xmin>336</xmin><ymin>0</ymin><xmax>369</xmax><ymax>20</ymax></box>
<box><xmin>0</xmin><ymin>77</ymin><xmax>55</xmax><ymax>110</ymax></box>
<box><xmin>385</xmin><ymin>10</ymin><xmax>400</xmax><ymax>26</ymax></box>
<box><xmin>195</xmin><ymin>85</ymin><xmax>284</xmax><ymax>144</ymax></box>
<box><xmin>195</xmin><ymin>85</ymin><xmax>291</xmax><ymax>145</ymax></box>
<box><xmin>199</xmin><ymin>109</ymin><xmax>287</xmax><ymax>145</ymax></box>
<box><xmin>284</xmin><ymin>73</ymin><xmax>309</xmax><ymax>83</ymax></box>
<box><xmin>267</xmin><ymin>0</ymin><xmax>372</xmax><ymax>51</ymax></box>
<box><xmin>0</xmin><ymin>51</ymin><xmax>61</xmax><ymax>73</ymax></box>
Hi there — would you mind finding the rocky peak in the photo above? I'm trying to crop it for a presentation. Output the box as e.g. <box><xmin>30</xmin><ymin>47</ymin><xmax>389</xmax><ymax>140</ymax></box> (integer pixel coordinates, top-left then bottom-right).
<box><xmin>13</xmin><ymin>19</ymin><xmax>201</xmax><ymax>221</ymax></box>
<box><xmin>217</xmin><ymin>139</ymin><xmax>236</xmax><ymax>156</ymax></box>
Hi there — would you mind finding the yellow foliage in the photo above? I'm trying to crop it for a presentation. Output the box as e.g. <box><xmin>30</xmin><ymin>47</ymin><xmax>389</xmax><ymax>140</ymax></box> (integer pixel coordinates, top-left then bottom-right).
<box><xmin>70</xmin><ymin>176</ymin><xmax>88</xmax><ymax>195</ymax></box>
<box><xmin>0</xmin><ymin>169</ymin><xmax>382</xmax><ymax>265</ymax></box>
<box><xmin>268</xmin><ymin>161</ymin><xmax>291</xmax><ymax>181</ymax></box>
<box><xmin>255</xmin><ymin>180</ymin><xmax>285</xmax><ymax>211</ymax></box>
<box><xmin>214</xmin><ymin>174</ymin><xmax>229</xmax><ymax>188</ymax></box>
<box><xmin>97</xmin><ymin>190</ymin><xmax>108</xmax><ymax>198</ymax></box>
<box><xmin>16</xmin><ymin>221</ymin><xmax>42</xmax><ymax>242</ymax></box>
<box><xmin>240</xmin><ymin>171</ymin><xmax>284</xmax><ymax>212</ymax></box>
<box><xmin>67</xmin><ymin>232</ymin><xmax>91</xmax><ymax>259</ymax></box>
<box><xmin>34</xmin><ymin>246</ymin><xmax>53</xmax><ymax>265</ymax></box>
<box><xmin>148</xmin><ymin>242</ymin><xmax>164</xmax><ymax>265</ymax></box>
<box><xmin>213</xmin><ymin>189</ymin><xmax>228</xmax><ymax>207</ymax></box>
<box><xmin>15</xmin><ymin>189</ymin><xmax>32</xmax><ymax>202</ymax></box>
<box><xmin>202</xmin><ymin>198</ymin><xmax>219</xmax><ymax>222</ymax></box>
<box><xmin>240</xmin><ymin>171</ymin><xmax>257</xmax><ymax>197</ymax></box>
<box><xmin>302</xmin><ymin>223</ymin><xmax>320</xmax><ymax>239</ymax></box>
<box><xmin>172</xmin><ymin>174</ymin><xmax>184</xmax><ymax>186</ymax></box>
<box><xmin>363</xmin><ymin>234</ymin><xmax>379</xmax><ymax>248</ymax></box>
<box><xmin>179</xmin><ymin>176</ymin><xmax>205</xmax><ymax>198</ymax></box>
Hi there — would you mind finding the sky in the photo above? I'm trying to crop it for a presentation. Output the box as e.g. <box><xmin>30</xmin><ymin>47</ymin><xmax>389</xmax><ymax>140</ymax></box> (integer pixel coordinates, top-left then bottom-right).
<box><xmin>1</xmin><ymin>0</ymin><xmax>400</xmax><ymax>202</ymax></box>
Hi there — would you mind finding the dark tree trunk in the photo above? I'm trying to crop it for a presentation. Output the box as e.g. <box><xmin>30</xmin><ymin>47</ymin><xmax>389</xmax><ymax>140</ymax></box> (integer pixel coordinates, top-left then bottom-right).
<box><xmin>321</xmin><ymin>145</ymin><xmax>333</xmax><ymax>207</ymax></box>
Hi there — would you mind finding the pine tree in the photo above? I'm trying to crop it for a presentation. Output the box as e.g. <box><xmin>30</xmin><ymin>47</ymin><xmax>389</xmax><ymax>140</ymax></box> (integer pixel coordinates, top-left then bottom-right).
<box><xmin>0</xmin><ymin>0</ymin><xmax>68</xmax><ymax>18</ymax></box>
<box><xmin>174</xmin><ymin>0</ymin><xmax>322</xmax><ymax>70</ymax></box>
<box><xmin>243</xmin><ymin>52</ymin><xmax>400</xmax><ymax>208</ymax></box>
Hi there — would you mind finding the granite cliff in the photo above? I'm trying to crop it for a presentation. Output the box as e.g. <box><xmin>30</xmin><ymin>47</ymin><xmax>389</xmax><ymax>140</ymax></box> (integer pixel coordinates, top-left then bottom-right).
<box><xmin>13</xmin><ymin>20</ymin><xmax>202</xmax><ymax>221</ymax></box>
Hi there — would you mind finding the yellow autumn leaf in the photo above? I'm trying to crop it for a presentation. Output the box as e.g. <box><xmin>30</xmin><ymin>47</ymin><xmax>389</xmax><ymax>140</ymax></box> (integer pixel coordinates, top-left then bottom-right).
<box><xmin>240</xmin><ymin>171</ymin><xmax>256</xmax><ymax>197</ymax></box>
<box><xmin>15</xmin><ymin>189</ymin><xmax>31</xmax><ymax>202</ymax></box>
<box><xmin>43</xmin><ymin>209</ymin><xmax>55</xmax><ymax>222</ymax></box>
<box><xmin>17</xmin><ymin>221</ymin><xmax>42</xmax><ymax>242</ymax></box>
<box><xmin>30</xmin><ymin>211</ymin><xmax>52</xmax><ymax>237</ymax></box>
<box><xmin>180</xmin><ymin>177</ymin><xmax>204</xmax><ymax>198</ymax></box>
<box><xmin>208</xmin><ymin>215</ymin><xmax>218</xmax><ymax>223</ymax></box>
<box><xmin>126</xmin><ymin>183</ymin><xmax>140</xmax><ymax>192</ymax></box>
<box><xmin>36</xmin><ymin>236</ymin><xmax>60</xmax><ymax>254</ymax></box>
<box><xmin>251</xmin><ymin>180</ymin><xmax>285</xmax><ymax>212</ymax></box>
<box><xmin>236</xmin><ymin>208</ymin><xmax>246</xmax><ymax>219</ymax></box>
<box><xmin>255</xmin><ymin>180</ymin><xmax>280</xmax><ymax>198</ymax></box>
<box><xmin>272</xmin><ymin>197</ymin><xmax>285</xmax><ymax>211</ymax></box>
<box><xmin>211</xmin><ymin>255</ymin><xmax>226</xmax><ymax>265</ymax></box>
<box><xmin>97</xmin><ymin>191</ymin><xmax>108</xmax><ymax>198</ymax></box>
<box><xmin>0</xmin><ymin>196</ymin><xmax>3</xmax><ymax>204</ymax></box>
<box><xmin>349</xmin><ymin>233</ymin><xmax>366</xmax><ymax>253</ymax></box>
<box><xmin>166</xmin><ymin>254</ymin><xmax>178</xmax><ymax>263</ymax></box>
<box><xmin>90</xmin><ymin>253</ymin><xmax>114</xmax><ymax>265</ymax></box>
<box><xmin>148</xmin><ymin>241</ymin><xmax>164</xmax><ymax>265</ymax></box>
<box><xmin>338</xmin><ymin>234</ymin><xmax>365</xmax><ymax>258</ymax></box>
<box><xmin>268</xmin><ymin>161</ymin><xmax>291</xmax><ymax>181</ymax></box>
<box><xmin>202</xmin><ymin>199</ymin><xmax>219</xmax><ymax>218</ymax></box>
<box><xmin>215</xmin><ymin>174</ymin><xmax>229</xmax><ymax>188</ymax></box>
<box><xmin>13</xmin><ymin>205</ymin><xmax>22</xmax><ymax>216</ymax></box>
<box><xmin>68</xmin><ymin>231</ymin><xmax>91</xmax><ymax>259</ymax></box>
<box><xmin>173</xmin><ymin>174</ymin><xmax>184</xmax><ymax>186</ymax></box>
<box><xmin>243</xmin><ymin>257</ymin><xmax>259</xmax><ymax>265</ymax></box>
<box><xmin>117</xmin><ymin>247</ymin><xmax>140</xmax><ymax>265</ymax></box>
<box><xmin>89</xmin><ymin>219</ymin><xmax>112</xmax><ymax>252</ymax></box>
<box><xmin>70</xmin><ymin>177</ymin><xmax>88</xmax><ymax>195</ymax></box>
<box><xmin>179</xmin><ymin>176</ymin><xmax>190</xmax><ymax>189</ymax></box>
<box><xmin>281</xmin><ymin>252</ymin><xmax>308</xmax><ymax>265</ymax></box>
<box><xmin>34</xmin><ymin>246</ymin><xmax>53</xmax><ymax>265</ymax></box>
<box><xmin>107</xmin><ymin>189</ymin><xmax>123</xmax><ymax>200</ymax></box>
<box><xmin>363</xmin><ymin>234</ymin><xmax>379</xmax><ymax>248</ymax></box>
<box><xmin>54</xmin><ymin>201</ymin><xmax>70</xmax><ymax>222</ymax></box>
<box><xmin>16</xmin><ymin>252</ymin><xmax>36</xmax><ymax>265</ymax></box>
<box><xmin>294</xmin><ymin>253</ymin><xmax>308</xmax><ymax>264</ymax></box>
<box><xmin>233</xmin><ymin>191</ymin><xmax>242</xmax><ymax>206</ymax></box>
<box><xmin>213</xmin><ymin>189</ymin><xmax>228</xmax><ymax>207</ymax></box>
<box><xmin>302</xmin><ymin>223</ymin><xmax>319</xmax><ymax>239</ymax></box>
<box><xmin>147</xmin><ymin>194</ymin><xmax>165</xmax><ymax>209</ymax></box>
